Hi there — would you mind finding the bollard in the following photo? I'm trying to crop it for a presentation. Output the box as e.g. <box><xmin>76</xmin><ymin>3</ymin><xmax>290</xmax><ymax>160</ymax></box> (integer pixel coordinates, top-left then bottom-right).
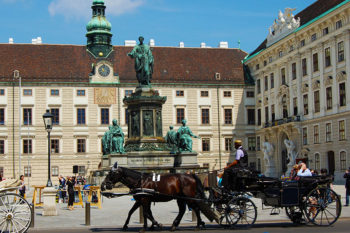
<box><xmin>30</xmin><ymin>204</ymin><xmax>35</xmax><ymax>228</ymax></box>
<box><xmin>85</xmin><ymin>202</ymin><xmax>91</xmax><ymax>226</ymax></box>
<box><xmin>192</xmin><ymin>209</ymin><xmax>197</xmax><ymax>222</ymax></box>
<box><xmin>139</xmin><ymin>205</ymin><xmax>144</xmax><ymax>224</ymax></box>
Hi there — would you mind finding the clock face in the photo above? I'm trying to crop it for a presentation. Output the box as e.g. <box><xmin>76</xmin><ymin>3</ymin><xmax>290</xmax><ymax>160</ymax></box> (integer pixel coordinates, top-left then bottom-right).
<box><xmin>98</xmin><ymin>64</ymin><xmax>110</xmax><ymax>77</ymax></box>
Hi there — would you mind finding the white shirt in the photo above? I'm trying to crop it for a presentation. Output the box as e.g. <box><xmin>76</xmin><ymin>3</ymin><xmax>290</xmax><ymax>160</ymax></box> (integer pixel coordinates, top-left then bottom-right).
<box><xmin>235</xmin><ymin>146</ymin><xmax>244</xmax><ymax>161</ymax></box>
<box><xmin>297</xmin><ymin>168</ymin><xmax>312</xmax><ymax>177</ymax></box>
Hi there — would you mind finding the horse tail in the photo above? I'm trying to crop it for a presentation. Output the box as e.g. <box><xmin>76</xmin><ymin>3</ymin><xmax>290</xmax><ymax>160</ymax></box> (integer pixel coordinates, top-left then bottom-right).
<box><xmin>192</xmin><ymin>174</ymin><xmax>205</xmax><ymax>200</ymax></box>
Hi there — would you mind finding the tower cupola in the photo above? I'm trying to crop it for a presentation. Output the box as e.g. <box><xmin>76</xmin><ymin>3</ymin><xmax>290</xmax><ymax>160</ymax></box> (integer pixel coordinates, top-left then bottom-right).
<box><xmin>86</xmin><ymin>0</ymin><xmax>113</xmax><ymax>58</ymax></box>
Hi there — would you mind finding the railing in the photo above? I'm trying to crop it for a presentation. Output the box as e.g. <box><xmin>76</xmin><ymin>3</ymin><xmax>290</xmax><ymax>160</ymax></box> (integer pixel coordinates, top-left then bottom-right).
<box><xmin>264</xmin><ymin>115</ymin><xmax>300</xmax><ymax>128</ymax></box>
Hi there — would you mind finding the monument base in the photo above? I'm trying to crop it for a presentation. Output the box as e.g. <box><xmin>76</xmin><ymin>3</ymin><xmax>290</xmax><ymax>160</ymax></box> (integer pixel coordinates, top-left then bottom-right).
<box><xmin>42</xmin><ymin>187</ymin><xmax>58</xmax><ymax>216</ymax></box>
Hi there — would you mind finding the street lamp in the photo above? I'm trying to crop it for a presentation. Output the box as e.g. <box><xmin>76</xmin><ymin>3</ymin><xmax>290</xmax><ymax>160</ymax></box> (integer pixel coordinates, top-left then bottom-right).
<box><xmin>42</xmin><ymin>110</ymin><xmax>54</xmax><ymax>187</ymax></box>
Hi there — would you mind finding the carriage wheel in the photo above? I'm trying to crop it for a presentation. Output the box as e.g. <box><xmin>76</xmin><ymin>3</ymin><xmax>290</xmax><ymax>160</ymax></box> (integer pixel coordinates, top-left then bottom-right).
<box><xmin>225</xmin><ymin>197</ymin><xmax>257</xmax><ymax>228</ymax></box>
<box><xmin>303</xmin><ymin>187</ymin><xmax>341</xmax><ymax>226</ymax></box>
<box><xmin>0</xmin><ymin>193</ymin><xmax>32</xmax><ymax>233</ymax></box>
<box><xmin>285</xmin><ymin>206</ymin><xmax>306</xmax><ymax>224</ymax></box>
<box><xmin>214</xmin><ymin>202</ymin><xmax>238</xmax><ymax>227</ymax></box>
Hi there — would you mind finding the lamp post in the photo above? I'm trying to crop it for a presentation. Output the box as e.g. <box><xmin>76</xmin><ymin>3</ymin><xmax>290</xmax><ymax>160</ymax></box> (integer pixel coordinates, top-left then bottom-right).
<box><xmin>42</xmin><ymin>110</ymin><xmax>53</xmax><ymax>187</ymax></box>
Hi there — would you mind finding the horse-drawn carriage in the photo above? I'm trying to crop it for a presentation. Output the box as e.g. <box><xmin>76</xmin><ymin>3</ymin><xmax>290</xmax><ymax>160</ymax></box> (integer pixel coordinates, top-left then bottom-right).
<box><xmin>101</xmin><ymin>163</ymin><xmax>342</xmax><ymax>231</ymax></box>
<box><xmin>0</xmin><ymin>180</ymin><xmax>32</xmax><ymax>233</ymax></box>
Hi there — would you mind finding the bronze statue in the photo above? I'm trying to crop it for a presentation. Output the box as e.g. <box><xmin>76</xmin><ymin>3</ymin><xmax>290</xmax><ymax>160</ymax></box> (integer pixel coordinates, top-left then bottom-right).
<box><xmin>128</xmin><ymin>36</ymin><xmax>154</xmax><ymax>87</ymax></box>
<box><xmin>102</xmin><ymin>119</ymin><xmax>125</xmax><ymax>155</ymax></box>
<box><xmin>177</xmin><ymin>120</ymin><xmax>200</xmax><ymax>152</ymax></box>
<box><xmin>165</xmin><ymin>126</ymin><xmax>178</xmax><ymax>154</ymax></box>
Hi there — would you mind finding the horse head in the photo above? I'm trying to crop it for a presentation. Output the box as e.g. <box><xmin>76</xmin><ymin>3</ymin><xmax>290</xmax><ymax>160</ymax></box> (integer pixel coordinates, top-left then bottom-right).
<box><xmin>101</xmin><ymin>162</ymin><xmax>123</xmax><ymax>191</ymax></box>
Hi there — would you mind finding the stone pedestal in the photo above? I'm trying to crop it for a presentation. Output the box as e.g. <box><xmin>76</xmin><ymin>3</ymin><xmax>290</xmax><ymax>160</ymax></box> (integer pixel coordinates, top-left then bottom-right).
<box><xmin>42</xmin><ymin>187</ymin><xmax>58</xmax><ymax>216</ymax></box>
<box><xmin>264</xmin><ymin>165</ymin><xmax>277</xmax><ymax>177</ymax></box>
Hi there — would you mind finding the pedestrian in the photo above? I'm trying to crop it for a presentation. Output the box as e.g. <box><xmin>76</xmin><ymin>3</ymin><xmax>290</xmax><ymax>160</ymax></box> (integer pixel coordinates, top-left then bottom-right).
<box><xmin>67</xmin><ymin>176</ymin><xmax>75</xmax><ymax>210</ymax></box>
<box><xmin>58</xmin><ymin>175</ymin><xmax>66</xmax><ymax>203</ymax></box>
<box><xmin>19</xmin><ymin>175</ymin><xmax>26</xmax><ymax>198</ymax></box>
<box><xmin>344</xmin><ymin>167</ymin><xmax>350</xmax><ymax>206</ymax></box>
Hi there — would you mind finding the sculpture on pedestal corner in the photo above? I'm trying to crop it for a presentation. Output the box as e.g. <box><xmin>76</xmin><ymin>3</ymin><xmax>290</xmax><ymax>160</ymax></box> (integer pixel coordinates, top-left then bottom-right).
<box><xmin>165</xmin><ymin>126</ymin><xmax>178</xmax><ymax>154</ymax></box>
<box><xmin>177</xmin><ymin>120</ymin><xmax>200</xmax><ymax>153</ymax></box>
<box><xmin>127</xmin><ymin>36</ymin><xmax>154</xmax><ymax>87</ymax></box>
<box><xmin>263</xmin><ymin>142</ymin><xmax>274</xmax><ymax>167</ymax></box>
<box><xmin>284</xmin><ymin>139</ymin><xmax>298</xmax><ymax>165</ymax></box>
<box><xmin>102</xmin><ymin>119</ymin><xmax>125</xmax><ymax>155</ymax></box>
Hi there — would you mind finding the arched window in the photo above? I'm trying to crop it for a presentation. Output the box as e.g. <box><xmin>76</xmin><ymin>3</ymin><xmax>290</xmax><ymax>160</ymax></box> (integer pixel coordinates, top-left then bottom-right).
<box><xmin>314</xmin><ymin>153</ymin><xmax>320</xmax><ymax>171</ymax></box>
<box><xmin>340</xmin><ymin>151</ymin><xmax>347</xmax><ymax>171</ymax></box>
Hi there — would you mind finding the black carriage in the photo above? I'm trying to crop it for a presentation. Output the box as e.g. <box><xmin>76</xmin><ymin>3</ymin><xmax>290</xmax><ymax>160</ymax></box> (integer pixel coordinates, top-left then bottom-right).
<box><xmin>208</xmin><ymin>168</ymin><xmax>342</xmax><ymax>228</ymax></box>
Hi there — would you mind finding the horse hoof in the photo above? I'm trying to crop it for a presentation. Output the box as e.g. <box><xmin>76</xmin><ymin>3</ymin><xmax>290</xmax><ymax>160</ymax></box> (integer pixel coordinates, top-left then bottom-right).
<box><xmin>170</xmin><ymin>225</ymin><xmax>176</xmax><ymax>232</ymax></box>
<box><xmin>122</xmin><ymin>226</ymin><xmax>128</xmax><ymax>231</ymax></box>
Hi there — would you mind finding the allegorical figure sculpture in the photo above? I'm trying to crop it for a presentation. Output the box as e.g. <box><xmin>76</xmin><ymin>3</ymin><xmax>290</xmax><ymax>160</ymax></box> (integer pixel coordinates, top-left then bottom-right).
<box><xmin>165</xmin><ymin>126</ymin><xmax>178</xmax><ymax>154</ymax></box>
<box><xmin>128</xmin><ymin>36</ymin><xmax>154</xmax><ymax>87</ymax></box>
<box><xmin>102</xmin><ymin>119</ymin><xmax>125</xmax><ymax>155</ymax></box>
<box><xmin>177</xmin><ymin>120</ymin><xmax>200</xmax><ymax>152</ymax></box>
<box><xmin>284</xmin><ymin>139</ymin><xmax>298</xmax><ymax>165</ymax></box>
<box><xmin>263</xmin><ymin>142</ymin><xmax>274</xmax><ymax>167</ymax></box>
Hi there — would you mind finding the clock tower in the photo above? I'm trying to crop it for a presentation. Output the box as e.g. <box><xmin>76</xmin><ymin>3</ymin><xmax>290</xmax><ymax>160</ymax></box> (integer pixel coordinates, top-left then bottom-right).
<box><xmin>86</xmin><ymin>0</ymin><xmax>113</xmax><ymax>58</ymax></box>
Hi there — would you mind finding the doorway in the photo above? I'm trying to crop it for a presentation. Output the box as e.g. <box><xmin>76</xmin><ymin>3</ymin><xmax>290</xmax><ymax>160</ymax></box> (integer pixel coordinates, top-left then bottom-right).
<box><xmin>327</xmin><ymin>151</ymin><xmax>335</xmax><ymax>175</ymax></box>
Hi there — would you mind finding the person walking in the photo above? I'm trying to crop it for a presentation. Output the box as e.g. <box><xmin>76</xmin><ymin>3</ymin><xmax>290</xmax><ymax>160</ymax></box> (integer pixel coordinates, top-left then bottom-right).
<box><xmin>344</xmin><ymin>167</ymin><xmax>350</xmax><ymax>206</ymax></box>
<box><xmin>19</xmin><ymin>175</ymin><xmax>26</xmax><ymax>198</ymax></box>
<box><xmin>67</xmin><ymin>176</ymin><xmax>75</xmax><ymax>210</ymax></box>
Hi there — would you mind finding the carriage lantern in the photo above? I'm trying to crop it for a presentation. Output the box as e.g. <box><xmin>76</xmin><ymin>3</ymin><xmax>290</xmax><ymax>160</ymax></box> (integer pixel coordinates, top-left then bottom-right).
<box><xmin>43</xmin><ymin>110</ymin><xmax>54</xmax><ymax>187</ymax></box>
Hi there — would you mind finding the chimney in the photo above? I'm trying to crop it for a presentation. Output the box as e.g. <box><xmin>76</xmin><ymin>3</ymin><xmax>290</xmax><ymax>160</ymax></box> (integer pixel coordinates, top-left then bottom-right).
<box><xmin>149</xmin><ymin>39</ymin><xmax>155</xmax><ymax>47</ymax></box>
<box><xmin>179</xmin><ymin>42</ymin><xmax>184</xmax><ymax>48</ymax></box>
<box><xmin>200</xmin><ymin>42</ymin><xmax>206</xmax><ymax>48</ymax></box>
<box><xmin>9</xmin><ymin>38</ymin><xmax>14</xmax><ymax>44</ymax></box>
<box><xmin>218</xmin><ymin>41</ymin><xmax>228</xmax><ymax>48</ymax></box>
<box><xmin>124</xmin><ymin>40</ymin><xmax>137</xmax><ymax>46</ymax></box>
<box><xmin>37</xmin><ymin>37</ymin><xmax>42</xmax><ymax>44</ymax></box>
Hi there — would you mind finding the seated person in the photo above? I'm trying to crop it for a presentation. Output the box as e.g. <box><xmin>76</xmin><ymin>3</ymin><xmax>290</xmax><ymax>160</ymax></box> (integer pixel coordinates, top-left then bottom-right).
<box><xmin>297</xmin><ymin>162</ymin><xmax>312</xmax><ymax>177</ymax></box>
<box><xmin>289</xmin><ymin>164</ymin><xmax>300</xmax><ymax>180</ymax></box>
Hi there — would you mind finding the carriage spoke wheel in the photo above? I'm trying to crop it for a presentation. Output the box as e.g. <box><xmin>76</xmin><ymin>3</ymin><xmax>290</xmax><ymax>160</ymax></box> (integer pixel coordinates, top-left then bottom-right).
<box><xmin>285</xmin><ymin>206</ymin><xmax>306</xmax><ymax>224</ymax></box>
<box><xmin>225</xmin><ymin>197</ymin><xmax>257</xmax><ymax>228</ymax></box>
<box><xmin>0</xmin><ymin>193</ymin><xmax>32</xmax><ymax>233</ymax></box>
<box><xmin>303</xmin><ymin>187</ymin><xmax>341</xmax><ymax>226</ymax></box>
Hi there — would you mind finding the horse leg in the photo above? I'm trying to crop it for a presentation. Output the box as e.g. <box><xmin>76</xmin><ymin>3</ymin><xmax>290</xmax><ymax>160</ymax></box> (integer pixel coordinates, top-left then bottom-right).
<box><xmin>191</xmin><ymin>204</ymin><xmax>205</xmax><ymax>230</ymax></box>
<box><xmin>143</xmin><ymin>202</ymin><xmax>161</xmax><ymax>231</ymax></box>
<box><xmin>170</xmin><ymin>200</ymin><xmax>186</xmax><ymax>231</ymax></box>
<box><xmin>123</xmin><ymin>200</ymin><xmax>141</xmax><ymax>231</ymax></box>
<box><xmin>139</xmin><ymin>203</ymin><xmax>148</xmax><ymax>233</ymax></box>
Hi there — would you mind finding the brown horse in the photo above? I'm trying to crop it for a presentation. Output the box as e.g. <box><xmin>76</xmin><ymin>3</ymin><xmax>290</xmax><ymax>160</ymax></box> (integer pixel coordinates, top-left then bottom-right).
<box><xmin>101</xmin><ymin>163</ymin><xmax>206</xmax><ymax>232</ymax></box>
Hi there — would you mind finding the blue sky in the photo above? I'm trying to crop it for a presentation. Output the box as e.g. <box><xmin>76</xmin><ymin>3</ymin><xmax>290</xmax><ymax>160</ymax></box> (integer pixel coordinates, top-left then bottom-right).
<box><xmin>1</xmin><ymin>0</ymin><xmax>316</xmax><ymax>53</ymax></box>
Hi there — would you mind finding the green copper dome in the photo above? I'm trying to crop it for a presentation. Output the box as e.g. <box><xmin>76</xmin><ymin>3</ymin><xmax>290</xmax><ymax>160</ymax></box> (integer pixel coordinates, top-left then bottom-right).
<box><xmin>93</xmin><ymin>0</ymin><xmax>105</xmax><ymax>5</ymax></box>
<box><xmin>86</xmin><ymin>17</ymin><xmax>112</xmax><ymax>32</ymax></box>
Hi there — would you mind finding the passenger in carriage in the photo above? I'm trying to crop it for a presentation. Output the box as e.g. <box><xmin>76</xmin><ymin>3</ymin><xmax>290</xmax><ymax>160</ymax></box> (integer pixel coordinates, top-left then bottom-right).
<box><xmin>289</xmin><ymin>164</ymin><xmax>300</xmax><ymax>180</ymax></box>
<box><xmin>297</xmin><ymin>162</ymin><xmax>312</xmax><ymax>177</ymax></box>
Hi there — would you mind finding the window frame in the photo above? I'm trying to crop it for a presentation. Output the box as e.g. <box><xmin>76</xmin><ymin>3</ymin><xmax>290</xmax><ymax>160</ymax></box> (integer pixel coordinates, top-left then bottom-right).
<box><xmin>303</xmin><ymin>94</ymin><xmax>308</xmax><ymax>115</ymax></box>
<box><xmin>339</xmin><ymin>120</ymin><xmax>346</xmax><ymax>141</ymax></box>
<box><xmin>224</xmin><ymin>138</ymin><xmax>233</xmax><ymax>152</ymax></box>
<box><xmin>201</xmin><ymin>138</ymin><xmax>210</xmax><ymax>152</ymax></box>
<box><xmin>302</xmin><ymin>58</ymin><xmax>307</xmax><ymax>76</ymax></box>
<box><xmin>77</xmin><ymin>108</ymin><xmax>86</xmax><ymax>125</ymax></box>
<box><xmin>23</xmin><ymin>108</ymin><xmax>32</xmax><ymax>125</ymax></box>
<box><xmin>313</xmin><ymin>125</ymin><xmax>319</xmax><ymax>144</ymax></box>
<box><xmin>325</xmin><ymin>47</ymin><xmax>331</xmax><ymax>67</ymax></box>
<box><xmin>77</xmin><ymin>90</ymin><xmax>86</xmax><ymax>96</ymax></box>
<box><xmin>339</xmin><ymin>82</ymin><xmax>346</xmax><ymax>107</ymax></box>
<box><xmin>176</xmin><ymin>108</ymin><xmax>185</xmax><ymax>124</ymax></box>
<box><xmin>223</xmin><ymin>91</ymin><xmax>231</xmax><ymax>97</ymax></box>
<box><xmin>326</xmin><ymin>123</ymin><xmax>332</xmax><ymax>142</ymax></box>
<box><xmin>326</xmin><ymin>87</ymin><xmax>332</xmax><ymax>110</ymax></box>
<box><xmin>247</xmin><ymin>109</ymin><xmax>255</xmax><ymax>125</ymax></box>
<box><xmin>313</xmin><ymin>53</ymin><xmax>319</xmax><ymax>72</ymax></box>
<box><xmin>0</xmin><ymin>89</ymin><xmax>4</xmax><ymax>96</ymax></box>
<box><xmin>340</xmin><ymin>151</ymin><xmax>347</xmax><ymax>171</ymax></box>
<box><xmin>201</xmin><ymin>108</ymin><xmax>210</xmax><ymax>125</ymax></box>
<box><xmin>338</xmin><ymin>41</ymin><xmax>345</xmax><ymax>62</ymax></box>
<box><xmin>23</xmin><ymin>89</ymin><xmax>32</xmax><ymax>96</ymax></box>
<box><xmin>23</xmin><ymin>139</ymin><xmax>32</xmax><ymax>154</ymax></box>
<box><xmin>224</xmin><ymin>109</ymin><xmax>232</xmax><ymax>125</ymax></box>
<box><xmin>51</xmin><ymin>139</ymin><xmax>59</xmax><ymax>154</ymax></box>
<box><xmin>314</xmin><ymin>90</ymin><xmax>320</xmax><ymax>113</ymax></box>
<box><xmin>0</xmin><ymin>140</ymin><xmax>4</xmax><ymax>154</ymax></box>
<box><xmin>270</xmin><ymin>73</ymin><xmax>274</xmax><ymax>89</ymax></box>
<box><xmin>52</xmin><ymin>166</ymin><xmax>59</xmax><ymax>177</ymax></box>
<box><xmin>101</xmin><ymin>108</ymin><xmax>110</xmax><ymax>125</ymax></box>
<box><xmin>302</xmin><ymin>127</ymin><xmax>308</xmax><ymax>145</ymax></box>
<box><xmin>176</xmin><ymin>90</ymin><xmax>184</xmax><ymax>97</ymax></box>
<box><xmin>200</xmin><ymin>91</ymin><xmax>209</xmax><ymax>97</ymax></box>
<box><xmin>50</xmin><ymin>108</ymin><xmax>60</xmax><ymax>125</ymax></box>
<box><xmin>24</xmin><ymin>166</ymin><xmax>31</xmax><ymax>177</ymax></box>
<box><xmin>0</xmin><ymin>108</ymin><xmax>4</xmax><ymax>125</ymax></box>
<box><xmin>248</xmin><ymin>137</ymin><xmax>256</xmax><ymax>151</ymax></box>
<box><xmin>77</xmin><ymin>138</ymin><xmax>86</xmax><ymax>153</ymax></box>
<box><xmin>50</xmin><ymin>89</ymin><xmax>59</xmax><ymax>96</ymax></box>
<box><xmin>292</xmin><ymin>63</ymin><xmax>297</xmax><ymax>80</ymax></box>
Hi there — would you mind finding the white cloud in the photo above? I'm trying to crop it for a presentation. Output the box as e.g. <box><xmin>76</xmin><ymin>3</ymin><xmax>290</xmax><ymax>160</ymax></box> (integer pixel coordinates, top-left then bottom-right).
<box><xmin>48</xmin><ymin>0</ymin><xmax>144</xmax><ymax>19</ymax></box>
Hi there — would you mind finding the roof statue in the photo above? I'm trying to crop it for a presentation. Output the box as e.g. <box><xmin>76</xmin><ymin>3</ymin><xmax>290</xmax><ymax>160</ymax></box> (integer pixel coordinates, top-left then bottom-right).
<box><xmin>267</xmin><ymin>8</ymin><xmax>300</xmax><ymax>47</ymax></box>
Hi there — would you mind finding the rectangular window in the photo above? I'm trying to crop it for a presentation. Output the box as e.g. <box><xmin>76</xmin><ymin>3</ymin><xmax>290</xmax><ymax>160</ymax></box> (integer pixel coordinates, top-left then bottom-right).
<box><xmin>176</xmin><ymin>108</ymin><xmax>185</xmax><ymax>124</ymax></box>
<box><xmin>77</xmin><ymin>139</ymin><xmax>86</xmax><ymax>153</ymax></box>
<box><xmin>300</xmin><ymin>39</ymin><xmax>305</xmax><ymax>47</ymax></box>
<box><xmin>326</xmin><ymin>87</ymin><xmax>332</xmax><ymax>110</ymax></box>
<box><xmin>314</xmin><ymin>125</ymin><xmax>319</xmax><ymax>144</ymax></box>
<box><xmin>225</xmin><ymin>138</ymin><xmax>233</xmax><ymax>152</ymax></box>
<box><xmin>302</xmin><ymin>127</ymin><xmax>308</xmax><ymax>145</ymax></box>
<box><xmin>51</xmin><ymin>139</ymin><xmax>59</xmax><ymax>153</ymax></box>
<box><xmin>247</xmin><ymin>109</ymin><xmax>255</xmax><ymax>125</ymax></box>
<box><xmin>246</xmin><ymin>91</ymin><xmax>254</xmax><ymax>98</ymax></box>
<box><xmin>271</xmin><ymin>105</ymin><xmax>275</xmax><ymax>122</ymax></box>
<box><xmin>264</xmin><ymin>76</ymin><xmax>268</xmax><ymax>91</ymax></box>
<box><xmin>311</xmin><ymin>33</ymin><xmax>317</xmax><ymax>42</ymax></box>
<box><xmin>125</xmin><ymin>90</ymin><xmax>133</xmax><ymax>97</ymax></box>
<box><xmin>176</xmin><ymin>90</ymin><xmax>184</xmax><ymax>97</ymax></box>
<box><xmin>50</xmin><ymin>89</ymin><xmax>59</xmax><ymax>96</ymax></box>
<box><xmin>201</xmin><ymin>109</ymin><xmax>210</xmax><ymax>124</ymax></box>
<box><xmin>323</xmin><ymin>27</ymin><xmax>329</xmax><ymax>35</ymax></box>
<box><xmin>50</xmin><ymin>108</ymin><xmax>59</xmax><ymax>125</ymax></box>
<box><xmin>292</xmin><ymin>63</ymin><xmax>296</xmax><ymax>80</ymax></box>
<box><xmin>0</xmin><ymin>167</ymin><xmax>3</xmax><ymax>177</ymax></box>
<box><xmin>293</xmin><ymin>97</ymin><xmax>298</xmax><ymax>116</ymax></box>
<box><xmin>302</xmin><ymin>58</ymin><xmax>307</xmax><ymax>76</ymax></box>
<box><xmin>340</xmin><ymin>151</ymin><xmax>347</xmax><ymax>171</ymax></box>
<box><xmin>270</xmin><ymin>73</ymin><xmax>274</xmax><ymax>89</ymax></box>
<box><xmin>0</xmin><ymin>140</ymin><xmax>4</xmax><ymax>154</ymax></box>
<box><xmin>336</xmin><ymin>20</ymin><xmax>342</xmax><ymax>29</ymax></box>
<box><xmin>224</xmin><ymin>109</ymin><xmax>232</xmax><ymax>124</ymax></box>
<box><xmin>313</xmin><ymin>53</ymin><xmax>319</xmax><ymax>72</ymax></box>
<box><xmin>24</xmin><ymin>166</ymin><xmax>31</xmax><ymax>177</ymax></box>
<box><xmin>0</xmin><ymin>109</ymin><xmax>4</xmax><ymax>125</ymax></box>
<box><xmin>0</xmin><ymin>89</ymin><xmax>4</xmax><ymax>96</ymax></box>
<box><xmin>125</xmin><ymin>109</ymin><xmax>129</xmax><ymax>125</ymax></box>
<box><xmin>52</xmin><ymin>166</ymin><xmax>59</xmax><ymax>177</ymax></box>
<box><xmin>256</xmin><ymin>64</ymin><xmax>260</xmax><ymax>70</ymax></box>
<box><xmin>264</xmin><ymin>60</ymin><xmax>267</xmax><ymax>66</ymax></box>
<box><xmin>78</xmin><ymin>166</ymin><xmax>86</xmax><ymax>176</ymax></box>
<box><xmin>338</xmin><ymin>41</ymin><xmax>344</xmax><ymax>62</ymax></box>
<box><xmin>200</xmin><ymin>91</ymin><xmax>208</xmax><ymax>97</ymax></box>
<box><xmin>314</xmin><ymin>91</ymin><xmax>320</xmax><ymax>113</ymax></box>
<box><xmin>279</xmin><ymin>51</ymin><xmax>283</xmax><ymax>57</ymax></box>
<box><xmin>281</xmin><ymin>68</ymin><xmax>286</xmax><ymax>85</ymax></box>
<box><xmin>339</xmin><ymin>120</ymin><xmax>346</xmax><ymax>141</ymax></box>
<box><xmin>23</xmin><ymin>89</ymin><xmax>32</xmax><ymax>96</ymax></box>
<box><xmin>257</xmin><ymin>109</ymin><xmax>261</xmax><ymax>126</ymax></box>
<box><xmin>202</xmin><ymin>138</ymin><xmax>210</xmax><ymax>152</ymax></box>
<box><xmin>223</xmin><ymin>91</ymin><xmax>231</xmax><ymax>97</ymax></box>
<box><xmin>257</xmin><ymin>79</ymin><xmax>261</xmax><ymax>94</ymax></box>
<box><xmin>303</xmin><ymin>94</ymin><xmax>308</xmax><ymax>115</ymax></box>
<box><xmin>101</xmin><ymin>108</ymin><xmax>109</xmax><ymax>125</ymax></box>
<box><xmin>256</xmin><ymin>136</ymin><xmax>261</xmax><ymax>151</ymax></box>
<box><xmin>339</xmin><ymin>83</ymin><xmax>346</xmax><ymax>107</ymax></box>
<box><xmin>325</xmin><ymin>47</ymin><xmax>331</xmax><ymax>67</ymax></box>
<box><xmin>248</xmin><ymin>137</ymin><xmax>256</xmax><ymax>151</ymax></box>
<box><xmin>77</xmin><ymin>90</ymin><xmax>86</xmax><ymax>96</ymax></box>
<box><xmin>23</xmin><ymin>139</ymin><xmax>32</xmax><ymax>154</ymax></box>
<box><xmin>326</xmin><ymin>123</ymin><xmax>332</xmax><ymax>142</ymax></box>
<box><xmin>77</xmin><ymin>108</ymin><xmax>86</xmax><ymax>125</ymax></box>
<box><xmin>23</xmin><ymin>108</ymin><xmax>32</xmax><ymax>125</ymax></box>
<box><xmin>265</xmin><ymin>106</ymin><xmax>269</xmax><ymax>123</ymax></box>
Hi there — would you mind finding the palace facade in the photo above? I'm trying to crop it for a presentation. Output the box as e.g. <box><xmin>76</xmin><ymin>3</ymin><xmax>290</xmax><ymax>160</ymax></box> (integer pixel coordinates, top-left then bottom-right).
<box><xmin>244</xmin><ymin>0</ymin><xmax>350</xmax><ymax>182</ymax></box>
<box><xmin>0</xmin><ymin>0</ymin><xmax>255</xmax><ymax>185</ymax></box>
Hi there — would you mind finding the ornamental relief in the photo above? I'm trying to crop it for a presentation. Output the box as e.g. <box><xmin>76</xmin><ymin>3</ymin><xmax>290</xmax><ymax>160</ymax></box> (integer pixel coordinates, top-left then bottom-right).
<box><xmin>336</xmin><ymin>71</ymin><xmax>346</xmax><ymax>82</ymax></box>
<box><xmin>302</xmin><ymin>83</ymin><xmax>309</xmax><ymax>94</ymax></box>
<box><xmin>324</xmin><ymin>76</ymin><xmax>333</xmax><ymax>86</ymax></box>
<box><xmin>277</xmin><ymin>84</ymin><xmax>289</xmax><ymax>97</ymax></box>
<box><xmin>263</xmin><ymin>97</ymin><xmax>269</xmax><ymax>105</ymax></box>
<box><xmin>312</xmin><ymin>80</ymin><xmax>320</xmax><ymax>90</ymax></box>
